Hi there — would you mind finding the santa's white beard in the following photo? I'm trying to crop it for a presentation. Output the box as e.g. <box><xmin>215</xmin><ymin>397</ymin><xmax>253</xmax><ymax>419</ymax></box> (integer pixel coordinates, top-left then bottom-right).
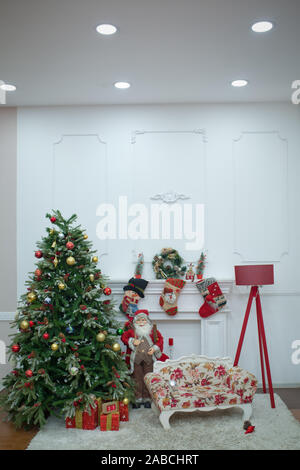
<box><xmin>134</xmin><ymin>322</ymin><xmax>152</xmax><ymax>338</ymax></box>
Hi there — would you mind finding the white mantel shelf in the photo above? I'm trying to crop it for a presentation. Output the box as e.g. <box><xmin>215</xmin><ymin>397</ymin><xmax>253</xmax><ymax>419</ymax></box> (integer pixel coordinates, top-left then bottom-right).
<box><xmin>109</xmin><ymin>279</ymin><xmax>234</xmax><ymax>294</ymax></box>
<box><xmin>111</xmin><ymin>279</ymin><xmax>234</xmax><ymax>357</ymax></box>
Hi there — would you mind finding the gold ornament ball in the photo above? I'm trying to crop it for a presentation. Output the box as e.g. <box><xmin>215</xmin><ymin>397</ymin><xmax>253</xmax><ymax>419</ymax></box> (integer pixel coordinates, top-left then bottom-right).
<box><xmin>89</xmin><ymin>274</ymin><xmax>95</xmax><ymax>282</ymax></box>
<box><xmin>27</xmin><ymin>292</ymin><xmax>36</xmax><ymax>302</ymax></box>
<box><xmin>112</xmin><ymin>342</ymin><xmax>121</xmax><ymax>352</ymax></box>
<box><xmin>83</xmin><ymin>234</ymin><xmax>88</xmax><ymax>240</ymax></box>
<box><xmin>58</xmin><ymin>282</ymin><xmax>66</xmax><ymax>290</ymax></box>
<box><xmin>92</xmin><ymin>256</ymin><xmax>98</xmax><ymax>263</ymax></box>
<box><xmin>51</xmin><ymin>343</ymin><xmax>59</xmax><ymax>351</ymax></box>
<box><xmin>66</xmin><ymin>256</ymin><xmax>76</xmax><ymax>266</ymax></box>
<box><xmin>122</xmin><ymin>397</ymin><xmax>129</xmax><ymax>406</ymax></box>
<box><xmin>96</xmin><ymin>332</ymin><xmax>106</xmax><ymax>342</ymax></box>
<box><xmin>20</xmin><ymin>320</ymin><xmax>29</xmax><ymax>330</ymax></box>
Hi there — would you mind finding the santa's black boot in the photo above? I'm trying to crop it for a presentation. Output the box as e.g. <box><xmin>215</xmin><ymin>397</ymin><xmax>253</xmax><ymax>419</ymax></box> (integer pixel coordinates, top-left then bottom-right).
<box><xmin>132</xmin><ymin>398</ymin><xmax>143</xmax><ymax>409</ymax></box>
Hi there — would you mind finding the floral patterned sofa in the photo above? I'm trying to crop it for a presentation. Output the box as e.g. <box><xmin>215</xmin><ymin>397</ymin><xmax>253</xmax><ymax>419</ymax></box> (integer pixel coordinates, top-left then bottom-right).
<box><xmin>144</xmin><ymin>355</ymin><xmax>257</xmax><ymax>430</ymax></box>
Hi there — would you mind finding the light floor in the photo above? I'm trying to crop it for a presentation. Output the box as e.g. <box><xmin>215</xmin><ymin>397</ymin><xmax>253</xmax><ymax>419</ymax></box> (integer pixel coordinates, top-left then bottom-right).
<box><xmin>0</xmin><ymin>388</ymin><xmax>299</xmax><ymax>450</ymax></box>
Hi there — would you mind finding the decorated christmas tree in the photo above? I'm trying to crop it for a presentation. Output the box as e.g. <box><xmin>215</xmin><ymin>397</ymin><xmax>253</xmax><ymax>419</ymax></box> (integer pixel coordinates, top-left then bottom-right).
<box><xmin>0</xmin><ymin>210</ymin><xmax>135</xmax><ymax>428</ymax></box>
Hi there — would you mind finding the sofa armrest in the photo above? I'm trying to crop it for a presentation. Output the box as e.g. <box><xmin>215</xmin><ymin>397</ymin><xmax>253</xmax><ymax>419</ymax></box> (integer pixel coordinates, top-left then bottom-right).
<box><xmin>144</xmin><ymin>372</ymin><xmax>175</xmax><ymax>401</ymax></box>
<box><xmin>226</xmin><ymin>367</ymin><xmax>258</xmax><ymax>403</ymax></box>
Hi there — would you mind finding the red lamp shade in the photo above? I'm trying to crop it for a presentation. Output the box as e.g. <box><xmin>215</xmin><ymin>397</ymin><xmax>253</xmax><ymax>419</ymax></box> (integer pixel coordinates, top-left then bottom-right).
<box><xmin>235</xmin><ymin>265</ymin><xmax>274</xmax><ymax>286</ymax></box>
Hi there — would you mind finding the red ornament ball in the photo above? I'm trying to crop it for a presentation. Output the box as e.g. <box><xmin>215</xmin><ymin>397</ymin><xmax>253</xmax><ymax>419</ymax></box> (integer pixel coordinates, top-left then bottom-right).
<box><xmin>35</xmin><ymin>268</ymin><xmax>42</xmax><ymax>277</ymax></box>
<box><xmin>12</xmin><ymin>344</ymin><xmax>20</xmax><ymax>353</ymax></box>
<box><xmin>43</xmin><ymin>333</ymin><xmax>49</xmax><ymax>340</ymax></box>
<box><xmin>25</xmin><ymin>369</ymin><xmax>33</xmax><ymax>378</ymax></box>
<box><xmin>66</xmin><ymin>241</ymin><xmax>74</xmax><ymax>250</ymax></box>
<box><xmin>80</xmin><ymin>365</ymin><xmax>85</xmax><ymax>370</ymax></box>
<box><xmin>29</xmin><ymin>321</ymin><xmax>35</xmax><ymax>327</ymax></box>
<box><xmin>50</xmin><ymin>216</ymin><xmax>56</xmax><ymax>223</ymax></box>
<box><xmin>35</xmin><ymin>250</ymin><xmax>43</xmax><ymax>259</ymax></box>
<box><xmin>103</xmin><ymin>287</ymin><xmax>111</xmax><ymax>296</ymax></box>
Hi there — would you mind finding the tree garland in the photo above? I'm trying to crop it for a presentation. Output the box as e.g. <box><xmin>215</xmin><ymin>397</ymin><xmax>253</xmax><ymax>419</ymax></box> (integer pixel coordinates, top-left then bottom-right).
<box><xmin>152</xmin><ymin>248</ymin><xmax>186</xmax><ymax>279</ymax></box>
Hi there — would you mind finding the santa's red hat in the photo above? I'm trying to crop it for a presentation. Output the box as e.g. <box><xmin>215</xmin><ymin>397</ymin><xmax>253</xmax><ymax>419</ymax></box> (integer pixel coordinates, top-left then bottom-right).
<box><xmin>133</xmin><ymin>309</ymin><xmax>149</xmax><ymax>320</ymax></box>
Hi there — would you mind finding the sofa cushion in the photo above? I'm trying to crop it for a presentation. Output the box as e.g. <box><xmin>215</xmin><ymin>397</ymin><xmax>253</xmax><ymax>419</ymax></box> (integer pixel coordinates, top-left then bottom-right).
<box><xmin>152</xmin><ymin>384</ymin><xmax>251</xmax><ymax>412</ymax></box>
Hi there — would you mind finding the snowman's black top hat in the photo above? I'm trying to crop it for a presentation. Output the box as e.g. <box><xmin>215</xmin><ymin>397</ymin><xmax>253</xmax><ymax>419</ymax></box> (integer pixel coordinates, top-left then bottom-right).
<box><xmin>123</xmin><ymin>277</ymin><xmax>148</xmax><ymax>298</ymax></box>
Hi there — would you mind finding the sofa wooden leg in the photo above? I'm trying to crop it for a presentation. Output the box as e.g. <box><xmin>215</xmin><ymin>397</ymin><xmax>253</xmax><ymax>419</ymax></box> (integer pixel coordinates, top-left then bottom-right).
<box><xmin>241</xmin><ymin>404</ymin><xmax>252</xmax><ymax>424</ymax></box>
<box><xmin>159</xmin><ymin>411</ymin><xmax>175</xmax><ymax>430</ymax></box>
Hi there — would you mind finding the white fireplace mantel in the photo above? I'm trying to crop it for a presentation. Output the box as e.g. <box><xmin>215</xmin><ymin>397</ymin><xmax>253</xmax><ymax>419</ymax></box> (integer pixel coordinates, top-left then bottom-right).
<box><xmin>110</xmin><ymin>279</ymin><xmax>234</xmax><ymax>358</ymax></box>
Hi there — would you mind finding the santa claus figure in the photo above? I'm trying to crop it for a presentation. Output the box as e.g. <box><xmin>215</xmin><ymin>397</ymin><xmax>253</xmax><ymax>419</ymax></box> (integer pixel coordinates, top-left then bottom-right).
<box><xmin>121</xmin><ymin>309</ymin><xmax>167</xmax><ymax>408</ymax></box>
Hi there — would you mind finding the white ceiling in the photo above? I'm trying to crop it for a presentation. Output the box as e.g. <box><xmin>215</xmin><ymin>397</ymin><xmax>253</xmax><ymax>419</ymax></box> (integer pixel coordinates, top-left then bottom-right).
<box><xmin>0</xmin><ymin>0</ymin><xmax>299</xmax><ymax>106</ymax></box>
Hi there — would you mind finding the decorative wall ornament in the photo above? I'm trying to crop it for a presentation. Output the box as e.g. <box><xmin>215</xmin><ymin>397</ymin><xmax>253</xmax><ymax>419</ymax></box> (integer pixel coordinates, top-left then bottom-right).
<box><xmin>150</xmin><ymin>190</ymin><xmax>190</xmax><ymax>204</ymax></box>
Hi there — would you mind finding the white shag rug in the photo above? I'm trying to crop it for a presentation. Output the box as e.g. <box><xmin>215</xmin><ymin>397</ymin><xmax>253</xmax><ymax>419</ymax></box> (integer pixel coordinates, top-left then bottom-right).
<box><xmin>27</xmin><ymin>394</ymin><xmax>300</xmax><ymax>450</ymax></box>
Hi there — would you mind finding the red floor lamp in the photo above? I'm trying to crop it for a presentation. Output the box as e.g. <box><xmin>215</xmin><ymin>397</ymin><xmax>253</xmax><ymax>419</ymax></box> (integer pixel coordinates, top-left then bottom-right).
<box><xmin>234</xmin><ymin>264</ymin><xmax>275</xmax><ymax>408</ymax></box>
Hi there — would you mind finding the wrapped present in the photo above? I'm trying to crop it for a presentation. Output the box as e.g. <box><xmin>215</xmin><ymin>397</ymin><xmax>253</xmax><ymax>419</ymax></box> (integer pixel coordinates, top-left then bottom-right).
<box><xmin>65</xmin><ymin>416</ymin><xmax>76</xmax><ymax>428</ymax></box>
<box><xmin>100</xmin><ymin>412</ymin><xmax>119</xmax><ymax>431</ymax></box>
<box><xmin>66</xmin><ymin>399</ymin><xmax>100</xmax><ymax>430</ymax></box>
<box><xmin>119</xmin><ymin>401</ymin><xmax>129</xmax><ymax>422</ymax></box>
<box><xmin>102</xmin><ymin>400</ymin><xmax>119</xmax><ymax>414</ymax></box>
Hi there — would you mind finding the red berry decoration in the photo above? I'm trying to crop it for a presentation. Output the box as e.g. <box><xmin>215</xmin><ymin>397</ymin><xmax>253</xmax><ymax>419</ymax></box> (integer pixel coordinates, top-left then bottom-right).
<box><xmin>12</xmin><ymin>344</ymin><xmax>20</xmax><ymax>353</ymax></box>
<box><xmin>50</xmin><ymin>216</ymin><xmax>56</xmax><ymax>223</ymax></box>
<box><xmin>24</xmin><ymin>382</ymin><xmax>31</xmax><ymax>388</ymax></box>
<box><xmin>61</xmin><ymin>338</ymin><xmax>66</xmax><ymax>343</ymax></box>
<box><xmin>25</xmin><ymin>369</ymin><xmax>33</xmax><ymax>378</ymax></box>
<box><xmin>103</xmin><ymin>287</ymin><xmax>111</xmax><ymax>296</ymax></box>
<box><xmin>11</xmin><ymin>370</ymin><xmax>18</xmax><ymax>376</ymax></box>
<box><xmin>43</xmin><ymin>333</ymin><xmax>49</xmax><ymax>340</ymax></box>
<box><xmin>29</xmin><ymin>321</ymin><xmax>35</xmax><ymax>327</ymax></box>
<box><xmin>80</xmin><ymin>365</ymin><xmax>85</xmax><ymax>370</ymax></box>
<box><xmin>35</xmin><ymin>250</ymin><xmax>43</xmax><ymax>259</ymax></box>
<box><xmin>103</xmin><ymin>300</ymin><xmax>110</xmax><ymax>305</ymax></box>
<box><xmin>66</xmin><ymin>241</ymin><xmax>74</xmax><ymax>250</ymax></box>
<box><xmin>80</xmin><ymin>305</ymin><xmax>87</xmax><ymax>311</ymax></box>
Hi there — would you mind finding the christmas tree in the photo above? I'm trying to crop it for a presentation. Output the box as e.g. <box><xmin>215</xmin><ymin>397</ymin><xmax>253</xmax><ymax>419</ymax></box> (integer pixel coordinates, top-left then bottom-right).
<box><xmin>0</xmin><ymin>210</ymin><xmax>135</xmax><ymax>428</ymax></box>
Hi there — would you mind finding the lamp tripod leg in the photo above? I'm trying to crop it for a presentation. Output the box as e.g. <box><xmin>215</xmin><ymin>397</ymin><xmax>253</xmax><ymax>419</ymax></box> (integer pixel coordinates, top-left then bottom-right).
<box><xmin>256</xmin><ymin>295</ymin><xmax>267</xmax><ymax>393</ymax></box>
<box><xmin>234</xmin><ymin>286</ymin><xmax>255</xmax><ymax>367</ymax></box>
<box><xmin>256</xmin><ymin>292</ymin><xmax>275</xmax><ymax>408</ymax></box>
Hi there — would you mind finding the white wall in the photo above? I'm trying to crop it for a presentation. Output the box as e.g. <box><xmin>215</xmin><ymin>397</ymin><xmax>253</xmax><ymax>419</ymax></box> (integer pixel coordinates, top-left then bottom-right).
<box><xmin>17</xmin><ymin>102</ymin><xmax>300</xmax><ymax>385</ymax></box>
<box><xmin>0</xmin><ymin>108</ymin><xmax>17</xmax><ymax>386</ymax></box>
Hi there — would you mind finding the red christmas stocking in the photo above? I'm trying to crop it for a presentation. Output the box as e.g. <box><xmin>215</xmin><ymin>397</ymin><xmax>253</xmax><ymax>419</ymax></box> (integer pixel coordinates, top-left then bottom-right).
<box><xmin>196</xmin><ymin>277</ymin><xmax>226</xmax><ymax>318</ymax></box>
<box><xmin>159</xmin><ymin>278</ymin><xmax>186</xmax><ymax>316</ymax></box>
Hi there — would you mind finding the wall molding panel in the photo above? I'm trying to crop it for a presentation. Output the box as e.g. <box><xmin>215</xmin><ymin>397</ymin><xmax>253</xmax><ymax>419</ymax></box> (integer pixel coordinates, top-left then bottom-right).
<box><xmin>130</xmin><ymin>129</ymin><xmax>207</xmax><ymax>262</ymax></box>
<box><xmin>233</xmin><ymin>131</ymin><xmax>289</xmax><ymax>263</ymax></box>
<box><xmin>52</xmin><ymin>133</ymin><xmax>108</xmax><ymax>252</ymax></box>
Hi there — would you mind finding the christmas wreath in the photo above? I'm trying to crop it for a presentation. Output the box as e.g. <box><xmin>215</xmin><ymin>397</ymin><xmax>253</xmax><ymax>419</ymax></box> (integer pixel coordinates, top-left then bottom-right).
<box><xmin>152</xmin><ymin>248</ymin><xmax>186</xmax><ymax>279</ymax></box>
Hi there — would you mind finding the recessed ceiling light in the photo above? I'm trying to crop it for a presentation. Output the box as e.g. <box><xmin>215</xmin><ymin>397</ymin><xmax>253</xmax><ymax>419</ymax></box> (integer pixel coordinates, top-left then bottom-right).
<box><xmin>231</xmin><ymin>79</ymin><xmax>248</xmax><ymax>87</ymax></box>
<box><xmin>96</xmin><ymin>24</ymin><xmax>117</xmax><ymax>35</ymax></box>
<box><xmin>0</xmin><ymin>83</ymin><xmax>16</xmax><ymax>91</ymax></box>
<box><xmin>251</xmin><ymin>21</ymin><xmax>273</xmax><ymax>33</ymax></box>
<box><xmin>114</xmin><ymin>81</ymin><xmax>131</xmax><ymax>89</ymax></box>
